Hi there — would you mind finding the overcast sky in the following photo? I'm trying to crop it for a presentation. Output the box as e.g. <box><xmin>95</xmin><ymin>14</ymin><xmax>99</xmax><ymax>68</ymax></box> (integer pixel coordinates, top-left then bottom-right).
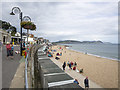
<box><xmin>1</xmin><ymin>1</ymin><xmax>118</xmax><ymax>43</ymax></box>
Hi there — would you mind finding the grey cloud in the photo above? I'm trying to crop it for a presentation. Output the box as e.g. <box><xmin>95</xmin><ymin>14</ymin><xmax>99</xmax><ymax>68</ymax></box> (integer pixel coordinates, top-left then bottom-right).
<box><xmin>1</xmin><ymin>2</ymin><xmax>118</xmax><ymax>43</ymax></box>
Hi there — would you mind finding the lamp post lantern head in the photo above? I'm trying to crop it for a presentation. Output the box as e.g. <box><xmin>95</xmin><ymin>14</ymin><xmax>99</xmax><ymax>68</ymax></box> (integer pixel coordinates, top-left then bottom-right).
<box><xmin>23</xmin><ymin>16</ymin><xmax>31</xmax><ymax>22</ymax></box>
<box><xmin>10</xmin><ymin>11</ymin><xmax>15</xmax><ymax>15</ymax></box>
<box><xmin>10</xmin><ymin>6</ymin><xmax>23</xmax><ymax>56</ymax></box>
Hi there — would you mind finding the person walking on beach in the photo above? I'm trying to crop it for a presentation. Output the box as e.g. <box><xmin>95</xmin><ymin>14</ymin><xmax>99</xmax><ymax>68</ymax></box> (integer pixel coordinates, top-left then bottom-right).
<box><xmin>62</xmin><ymin>62</ymin><xmax>66</xmax><ymax>70</ymax></box>
<box><xmin>69</xmin><ymin>63</ymin><xmax>72</xmax><ymax>69</ymax></box>
<box><xmin>84</xmin><ymin>77</ymin><xmax>89</xmax><ymax>90</ymax></box>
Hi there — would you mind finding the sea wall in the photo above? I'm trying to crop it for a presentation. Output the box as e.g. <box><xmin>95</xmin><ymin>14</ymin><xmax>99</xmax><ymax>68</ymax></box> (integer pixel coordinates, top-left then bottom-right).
<box><xmin>30</xmin><ymin>45</ymin><xmax>83</xmax><ymax>89</ymax></box>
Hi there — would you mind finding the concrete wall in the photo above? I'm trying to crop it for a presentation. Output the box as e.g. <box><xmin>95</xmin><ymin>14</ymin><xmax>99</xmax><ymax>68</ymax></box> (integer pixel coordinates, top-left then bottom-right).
<box><xmin>29</xmin><ymin>44</ymin><xmax>44</xmax><ymax>88</ymax></box>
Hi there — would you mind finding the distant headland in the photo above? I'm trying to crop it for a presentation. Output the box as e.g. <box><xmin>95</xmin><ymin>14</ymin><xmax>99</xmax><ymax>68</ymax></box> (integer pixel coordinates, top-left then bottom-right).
<box><xmin>52</xmin><ymin>40</ymin><xmax>105</xmax><ymax>44</ymax></box>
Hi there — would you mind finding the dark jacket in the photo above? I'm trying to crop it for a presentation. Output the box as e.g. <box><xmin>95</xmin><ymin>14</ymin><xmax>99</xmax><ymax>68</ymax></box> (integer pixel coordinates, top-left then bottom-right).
<box><xmin>84</xmin><ymin>78</ymin><xmax>89</xmax><ymax>87</ymax></box>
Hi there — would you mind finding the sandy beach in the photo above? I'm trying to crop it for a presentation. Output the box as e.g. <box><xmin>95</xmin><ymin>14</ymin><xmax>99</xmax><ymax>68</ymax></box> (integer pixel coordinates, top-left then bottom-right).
<box><xmin>50</xmin><ymin>45</ymin><xmax>118</xmax><ymax>88</ymax></box>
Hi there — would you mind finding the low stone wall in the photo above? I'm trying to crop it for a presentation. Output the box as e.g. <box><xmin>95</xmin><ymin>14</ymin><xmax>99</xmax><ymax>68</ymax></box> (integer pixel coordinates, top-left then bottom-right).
<box><xmin>29</xmin><ymin>44</ymin><xmax>44</xmax><ymax>88</ymax></box>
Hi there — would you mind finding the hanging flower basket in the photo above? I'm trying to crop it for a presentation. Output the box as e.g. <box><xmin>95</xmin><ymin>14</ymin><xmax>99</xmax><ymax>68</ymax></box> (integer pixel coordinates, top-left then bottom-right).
<box><xmin>30</xmin><ymin>24</ymin><xmax>36</xmax><ymax>30</ymax></box>
<box><xmin>24</xmin><ymin>25</ymin><xmax>32</xmax><ymax>29</ymax></box>
<box><xmin>21</xmin><ymin>21</ymin><xmax>36</xmax><ymax>30</ymax></box>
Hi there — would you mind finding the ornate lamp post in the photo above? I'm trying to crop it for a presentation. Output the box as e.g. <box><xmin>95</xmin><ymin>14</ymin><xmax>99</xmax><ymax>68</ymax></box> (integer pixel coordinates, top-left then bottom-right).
<box><xmin>21</xmin><ymin>17</ymin><xmax>36</xmax><ymax>52</ymax></box>
<box><xmin>10</xmin><ymin>7</ymin><xmax>23</xmax><ymax>56</ymax></box>
<box><xmin>22</xmin><ymin>16</ymin><xmax>31</xmax><ymax>49</ymax></box>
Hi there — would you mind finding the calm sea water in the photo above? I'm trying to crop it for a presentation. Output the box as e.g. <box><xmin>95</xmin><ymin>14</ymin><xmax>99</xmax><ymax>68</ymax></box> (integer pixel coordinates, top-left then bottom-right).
<box><xmin>59</xmin><ymin>43</ymin><xmax>119</xmax><ymax>61</ymax></box>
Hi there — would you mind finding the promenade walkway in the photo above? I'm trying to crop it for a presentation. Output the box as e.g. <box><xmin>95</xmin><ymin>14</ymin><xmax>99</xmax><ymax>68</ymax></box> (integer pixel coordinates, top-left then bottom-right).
<box><xmin>2</xmin><ymin>46</ymin><xmax>22</xmax><ymax>88</ymax></box>
<box><xmin>50</xmin><ymin>57</ymin><xmax>103</xmax><ymax>89</ymax></box>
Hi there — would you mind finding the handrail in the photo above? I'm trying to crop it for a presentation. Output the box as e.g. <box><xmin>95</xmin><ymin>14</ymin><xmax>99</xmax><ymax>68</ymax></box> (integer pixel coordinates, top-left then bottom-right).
<box><xmin>25</xmin><ymin>54</ymin><xmax>28</xmax><ymax>89</ymax></box>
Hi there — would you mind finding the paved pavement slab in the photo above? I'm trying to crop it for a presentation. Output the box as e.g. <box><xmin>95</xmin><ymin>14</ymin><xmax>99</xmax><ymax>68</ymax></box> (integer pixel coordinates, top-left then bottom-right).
<box><xmin>45</xmin><ymin>74</ymin><xmax>73</xmax><ymax>83</ymax></box>
<box><xmin>2</xmin><ymin>46</ymin><xmax>22</xmax><ymax>88</ymax></box>
<box><xmin>42</xmin><ymin>68</ymin><xmax>64</xmax><ymax>74</ymax></box>
<box><xmin>49</xmin><ymin>83</ymin><xmax>82</xmax><ymax>88</ymax></box>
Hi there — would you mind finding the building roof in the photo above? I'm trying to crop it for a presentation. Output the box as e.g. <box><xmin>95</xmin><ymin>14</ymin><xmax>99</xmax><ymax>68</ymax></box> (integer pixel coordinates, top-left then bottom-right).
<box><xmin>15</xmin><ymin>32</ymin><xmax>21</xmax><ymax>37</ymax></box>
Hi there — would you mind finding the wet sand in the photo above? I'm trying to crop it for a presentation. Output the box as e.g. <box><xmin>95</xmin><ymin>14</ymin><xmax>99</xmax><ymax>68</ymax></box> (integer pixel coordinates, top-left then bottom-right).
<box><xmin>50</xmin><ymin>45</ymin><xmax>118</xmax><ymax>88</ymax></box>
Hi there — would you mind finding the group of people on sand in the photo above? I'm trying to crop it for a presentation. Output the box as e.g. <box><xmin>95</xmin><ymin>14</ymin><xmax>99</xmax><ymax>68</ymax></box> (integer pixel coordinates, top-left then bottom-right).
<box><xmin>50</xmin><ymin>46</ymin><xmax>89</xmax><ymax>89</ymax></box>
<box><xmin>55</xmin><ymin>52</ymin><xmax>62</xmax><ymax>60</ymax></box>
<box><xmin>62</xmin><ymin>61</ymin><xmax>88</xmax><ymax>89</ymax></box>
<box><xmin>46</xmin><ymin>47</ymin><xmax>63</xmax><ymax>58</ymax></box>
<box><xmin>47</xmin><ymin>51</ymin><xmax>53</xmax><ymax>57</ymax></box>
<box><xmin>6</xmin><ymin>42</ymin><xmax>14</xmax><ymax>59</ymax></box>
<box><xmin>56</xmin><ymin>52</ymin><xmax>62</xmax><ymax>56</ymax></box>
<box><xmin>62</xmin><ymin>60</ymin><xmax>83</xmax><ymax>73</ymax></box>
<box><xmin>62</xmin><ymin>61</ymin><xmax>77</xmax><ymax>71</ymax></box>
<box><xmin>62</xmin><ymin>61</ymin><xmax>89</xmax><ymax>89</ymax></box>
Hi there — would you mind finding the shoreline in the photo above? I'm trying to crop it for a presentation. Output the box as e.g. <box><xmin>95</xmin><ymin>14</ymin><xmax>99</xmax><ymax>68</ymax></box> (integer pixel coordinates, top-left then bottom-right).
<box><xmin>63</xmin><ymin>45</ymin><xmax>119</xmax><ymax>62</ymax></box>
<box><xmin>50</xmin><ymin>45</ymin><xmax>118</xmax><ymax>88</ymax></box>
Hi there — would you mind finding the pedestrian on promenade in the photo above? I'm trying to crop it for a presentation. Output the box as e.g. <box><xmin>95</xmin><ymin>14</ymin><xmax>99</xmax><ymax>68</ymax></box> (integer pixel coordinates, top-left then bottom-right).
<box><xmin>6</xmin><ymin>42</ymin><xmax>11</xmax><ymax>59</ymax></box>
<box><xmin>23</xmin><ymin>41</ymin><xmax>26</xmax><ymax>49</ymax></box>
<box><xmin>11</xmin><ymin>44</ymin><xmax>14</xmax><ymax>59</ymax></box>
<box><xmin>84</xmin><ymin>77</ymin><xmax>89</xmax><ymax>90</ymax></box>
<box><xmin>62</xmin><ymin>62</ymin><xmax>66</xmax><ymax>70</ymax></box>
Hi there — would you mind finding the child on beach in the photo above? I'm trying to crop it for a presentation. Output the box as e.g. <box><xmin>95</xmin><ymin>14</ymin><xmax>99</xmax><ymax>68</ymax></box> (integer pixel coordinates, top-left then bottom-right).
<box><xmin>80</xmin><ymin>68</ymin><xmax>83</xmax><ymax>73</ymax></box>
<box><xmin>74</xmin><ymin>62</ymin><xmax>77</xmax><ymax>66</ymax></box>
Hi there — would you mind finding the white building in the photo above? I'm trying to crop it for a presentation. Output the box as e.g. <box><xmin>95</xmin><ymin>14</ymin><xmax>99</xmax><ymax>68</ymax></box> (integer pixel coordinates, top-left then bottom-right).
<box><xmin>11</xmin><ymin>32</ymin><xmax>27</xmax><ymax>45</ymax></box>
<box><xmin>0</xmin><ymin>29</ymin><xmax>11</xmax><ymax>44</ymax></box>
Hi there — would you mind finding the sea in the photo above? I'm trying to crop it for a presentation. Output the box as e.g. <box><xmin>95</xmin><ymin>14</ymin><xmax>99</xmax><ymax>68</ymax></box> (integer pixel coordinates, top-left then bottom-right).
<box><xmin>58</xmin><ymin>43</ymin><xmax>119</xmax><ymax>61</ymax></box>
